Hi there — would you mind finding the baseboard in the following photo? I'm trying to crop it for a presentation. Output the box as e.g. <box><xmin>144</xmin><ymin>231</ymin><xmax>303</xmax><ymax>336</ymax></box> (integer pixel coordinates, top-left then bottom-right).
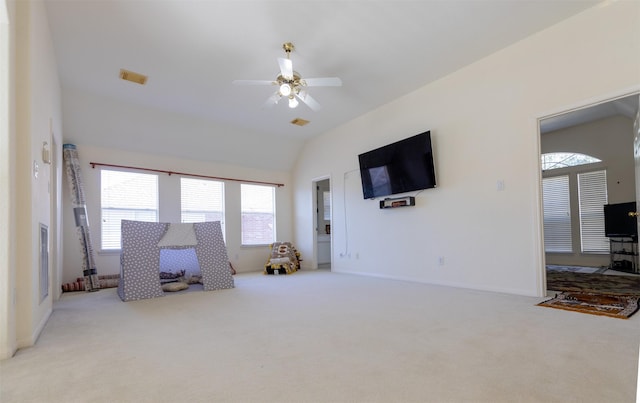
<box><xmin>17</xmin><ymin>307</ymin><xmax>52</xmax><ymax>349</ymax></box>
<box><xmin>0</xmin><ymin>342</ymin><xmax>17</xmax><ymax>360</ymax></box>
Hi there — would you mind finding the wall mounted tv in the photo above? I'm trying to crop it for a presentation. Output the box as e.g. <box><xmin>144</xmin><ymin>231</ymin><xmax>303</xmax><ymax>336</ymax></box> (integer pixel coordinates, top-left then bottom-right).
<box><xmin>358</xmin><ymin>131</ymin><xmax>436</xmax><ymax>199</ymax></box>
<box><xmin>604</xmin><ymin>201</ymin><xmax>638</xmax><ymax>238</ymax></box>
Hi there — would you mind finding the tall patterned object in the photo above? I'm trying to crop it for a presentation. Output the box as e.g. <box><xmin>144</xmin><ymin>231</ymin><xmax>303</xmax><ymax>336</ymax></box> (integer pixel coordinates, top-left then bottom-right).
<box><xmin>63</xmin><ymin>144</ymin><xmax>100</xmax><ymax>291</ymax></box>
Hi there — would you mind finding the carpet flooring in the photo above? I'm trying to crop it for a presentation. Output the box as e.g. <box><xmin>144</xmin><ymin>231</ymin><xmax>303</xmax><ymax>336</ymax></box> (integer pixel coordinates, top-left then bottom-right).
<box><xmin>2</xmin><ymin>271</ymin><xmax>640</xmax><ymax>402</ymax></box>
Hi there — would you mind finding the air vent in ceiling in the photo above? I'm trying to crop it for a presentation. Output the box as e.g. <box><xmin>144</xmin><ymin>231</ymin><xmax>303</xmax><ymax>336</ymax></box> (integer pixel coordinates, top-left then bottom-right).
<box><xmin>119</xmin><ymin>69</ymin><xmax>147</xmax><ymax>85</ymax></box>
<box><xmin>291</xmin><ymin>118</ymin><xmax>310</xmax><ymax>126</ymax></box>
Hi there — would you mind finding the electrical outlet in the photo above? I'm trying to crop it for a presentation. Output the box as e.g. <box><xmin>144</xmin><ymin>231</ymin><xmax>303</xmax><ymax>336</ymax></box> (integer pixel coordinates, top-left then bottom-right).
<box><xmin>438</xmin><ymin>256</ymin><xmax>445</xmax><ymax>266</ymax></box>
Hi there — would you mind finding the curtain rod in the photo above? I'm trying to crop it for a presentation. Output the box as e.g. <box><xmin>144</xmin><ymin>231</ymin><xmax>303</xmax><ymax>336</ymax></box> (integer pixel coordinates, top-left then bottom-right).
<box><xmin>89</xmin><ymin>162</ymin><xmax>285</xmax><ymax>187</ymax></box>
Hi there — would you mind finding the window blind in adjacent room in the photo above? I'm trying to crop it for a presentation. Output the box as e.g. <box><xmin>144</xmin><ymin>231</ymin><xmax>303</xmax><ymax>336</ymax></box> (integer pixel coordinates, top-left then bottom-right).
<box><xmin>578</xmin><ymin>169</ymin><xmax>608</xmax><ymax>253</ymax></box>
<box><xmin>542</xmin><ymin>175</ymin><xmax>572</xmax><ymax>253</ymax></box>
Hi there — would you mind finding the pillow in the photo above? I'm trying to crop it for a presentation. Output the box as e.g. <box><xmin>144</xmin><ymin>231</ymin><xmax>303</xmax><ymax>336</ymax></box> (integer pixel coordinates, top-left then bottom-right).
<box><xmin>185</xmin><ymin>274</ymin><xmax>202</xmax><ymax>284</ymax></box>
<box><xmin>162</xmin><ymin>282</ymin><xmax>189</xmax><ymax>292</ymax></box>
<box><xmin>160</xmin><ymin>270</ymin><xmax>185</xmax><ymax>280</ymax></box>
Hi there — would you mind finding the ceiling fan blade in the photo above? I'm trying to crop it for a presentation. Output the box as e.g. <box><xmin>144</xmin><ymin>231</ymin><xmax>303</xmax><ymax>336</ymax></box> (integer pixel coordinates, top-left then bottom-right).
<box><xmin>278</xmin><ymin>57</ymin><xmax>293</xmax><ymax>79</ymax></box>
<box><xmin>297</xmin><ymin>91</ymin><xmax>322</xmax><ymax>112</ymax></box>
<box><xmin>262</xmin><ymin>92</ymin><xmax>281</xmax><ymax>109</ymax></box>
<box><xmin>232</xmin><ymin>80</ymin><xmax>276</xmax><ymax>86</ymax></box>
<box><xmin>302</xmin><ymin>77</ymin><xmax>342</xmax><ymax>87</ymax></box>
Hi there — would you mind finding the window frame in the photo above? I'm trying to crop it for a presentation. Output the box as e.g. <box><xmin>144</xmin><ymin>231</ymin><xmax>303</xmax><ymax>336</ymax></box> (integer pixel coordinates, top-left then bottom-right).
<box><xmin>542</xmin><ymin>175</ymin><xmax>573</xmax><ymax>253</ymax></box>
<box><xmin>240</xmin><ymin>183</ymin><xmax>276</xmax><ymax>247</ymax></box>
<box><xmin>541</xmin><ymin>152</ymin><xmax>602</xmax><ymax>171</ymax></box>
<box><xmin>99</xmin><ymin>169</ymin><xmax>159</xmax><ymax>251</ymax></box>
<box><xmin>180</xmin><ymin>177</ymin><xmax>225</xmax><ymax>238</ymax></box>
<box><xmin>577</xmin><ymin>169</ymin><xmax>609</xmax><ymax>254</ymax></box>
<box><xmin>541</xmin><ymin>161</ymin><xmax>609</xmax><ymax>256</ymax></box>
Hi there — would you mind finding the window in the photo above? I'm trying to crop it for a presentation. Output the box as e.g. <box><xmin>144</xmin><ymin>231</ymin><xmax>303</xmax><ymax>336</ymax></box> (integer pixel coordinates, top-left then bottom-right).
<box><xmin>542</xmin><ymin>175</ymin><xmax>572</xmax><ymax>253</ymax></box>
<box><xmin>180</xmin><ymin>178</ymin><xmax>225</xmax><ymax>234</ymax></box>
<box><xmin>578</xmin><ymin>170</ymin><xmax>608</xmax><ymax>253</ymax></box>
<box><xmin>542</xmin><ymin>169</ymin><xmax>609</xmax><ymax>255</ymax></box>
<box><xmin>541</xmin><ymin>152</ymin><xmax>601</xmax><ymax>170</ymax></box>
<box><xmin>323</xmin><ymin>191</ymin><xmax>331</xmax><ymax>221</ymax></box>
<box><xmin>101</xmin><ymin>170</ymin><xmax>158</xmax><ymax>250</ymax></box>
<box><xmin>241</xmin><ymin>184</ymin><xmax>275</xmax><ymax>245</ymax></box>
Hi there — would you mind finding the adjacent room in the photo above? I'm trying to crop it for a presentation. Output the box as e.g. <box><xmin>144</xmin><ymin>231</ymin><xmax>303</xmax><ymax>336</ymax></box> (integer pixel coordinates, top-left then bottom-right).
<box><xmin>540</xmin><ymin>95</ymin><xmax>640</xmax><ymax>295</ymax></box>
<box><xmin>2</xmin><ymin>0</ymin><xmax>639</xmax><ymax>402</ymax></box>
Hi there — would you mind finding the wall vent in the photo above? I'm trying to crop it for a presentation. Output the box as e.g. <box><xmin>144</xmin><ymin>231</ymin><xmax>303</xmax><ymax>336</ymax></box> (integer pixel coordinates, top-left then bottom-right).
<box><xmin>39</xmin><ymin>224</ymin><xmax>49</xmax><ymax>302</ymax></box>
<box><xmin>290</xmin><ymin>118</ymin><xmax>310</xmax><ymax>126</ymax></box>
<box><xmin>119</xmin><ymin>69</ymin><xmax>148</xmax><ymax>85</ymax></box>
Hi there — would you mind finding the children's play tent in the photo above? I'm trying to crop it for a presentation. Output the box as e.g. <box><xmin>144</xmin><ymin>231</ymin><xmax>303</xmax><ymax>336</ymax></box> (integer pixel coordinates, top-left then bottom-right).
<box><xmin>118</xmin><ymin>220</ymin><xmax>234</xmax><ymax>301</ymax></box>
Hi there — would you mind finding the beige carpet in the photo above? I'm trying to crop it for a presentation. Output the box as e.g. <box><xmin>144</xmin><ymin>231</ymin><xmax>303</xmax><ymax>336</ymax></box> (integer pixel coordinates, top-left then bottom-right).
<box><xmin>1</xmin><ymin>271</ymin><xmax>639</xmax><ymax>403</ymax></box>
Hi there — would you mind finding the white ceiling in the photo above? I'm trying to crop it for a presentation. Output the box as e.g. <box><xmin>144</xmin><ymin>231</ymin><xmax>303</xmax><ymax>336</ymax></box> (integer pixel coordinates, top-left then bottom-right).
<box><xmin>44</xmin><ymin>0</ymin><xmax>604</xmax><ymax>169</ymax></box>
<box><xmin>540</xmin><ymin>94</ymin><xmax>639</xmax><ymax>134</ymax></box>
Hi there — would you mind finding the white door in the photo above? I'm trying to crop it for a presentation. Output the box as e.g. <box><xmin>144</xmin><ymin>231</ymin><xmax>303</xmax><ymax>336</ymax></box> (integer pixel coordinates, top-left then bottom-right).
<box><xmin>633</xmin><ymin>96</ymin><xmax>640</xmax><ymax>246</ymax></box>
<box><xmin>633</xmin><ymin>94</ymin><xmax>640</xmax><ymax>403</ymax></box>
<box><xmin>316</xmin><ymin>179</ymin><xmax>331</xmax><ymax>267</ymax></box>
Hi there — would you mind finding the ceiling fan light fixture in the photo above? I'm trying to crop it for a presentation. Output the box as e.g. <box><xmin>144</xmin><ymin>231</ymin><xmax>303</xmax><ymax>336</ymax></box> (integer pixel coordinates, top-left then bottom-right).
<box><xmin>279</xmin><ymin>83</ymin><xmax>291</xmax><ymax>97</ymax></box>
<box><xmin>233</xmin><ymin>42</ymin><xmax>342</xmax><ymax>112</ymax></box>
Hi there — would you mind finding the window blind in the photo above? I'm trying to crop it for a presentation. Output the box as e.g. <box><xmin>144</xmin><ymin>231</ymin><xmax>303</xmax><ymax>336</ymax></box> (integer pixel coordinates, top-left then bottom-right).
<box><xmin>241</xmin><ymin>184</ymin><xmax>275</xmax><ymax>246</ymax></box>
<box><xmin>542</xmin><ymin>175</ymin><xmax>572</xmax><ymax>253</ymax></box>
<box><xmin>578</xmin><ymin>170</ymin><xmax>608</xmax><ymax>253</ymax></box>
<box><xmin>101</xmin><ymin>170</ymin><xmax>158</xmax><ymax>250</ymax></box>
<box><xmin>323</xmin><ymin>191</ymin><xmax>331</xmax><ymax>221</ymax></box>
<box><xmin>180</xmin><ymin>178</ymin><xmax>225</xmax><ymax>236</ymax></box>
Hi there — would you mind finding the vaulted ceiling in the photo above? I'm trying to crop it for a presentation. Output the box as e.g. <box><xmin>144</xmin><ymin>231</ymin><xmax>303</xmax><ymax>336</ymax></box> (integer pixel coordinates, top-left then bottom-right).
<box><xmin>44</xmin><ymin>0</ymin><xmax>603</xmax><ymax>169</ymax></box>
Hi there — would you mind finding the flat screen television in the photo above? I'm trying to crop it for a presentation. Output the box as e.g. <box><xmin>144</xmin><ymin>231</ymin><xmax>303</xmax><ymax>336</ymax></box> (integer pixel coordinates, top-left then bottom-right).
<box><xmin>358</xmin><ymin>131</ymin><xmax>436</xmax><ymax>199</ymax></box>
<box><xmin>604</xmin><ymin>201</ymin><xmax>638</xmax><ymax>238</ymax></box>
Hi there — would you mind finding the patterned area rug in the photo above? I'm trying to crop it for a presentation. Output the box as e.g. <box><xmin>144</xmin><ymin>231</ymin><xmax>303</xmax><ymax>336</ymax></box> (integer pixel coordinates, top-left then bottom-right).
<box><xmin>538</xmin><ymin>292</ymin><xmax>640</xmax><ymax>319</ymax></box>
<box><xmin>546</xmin><ymin>271</ymin><xmax>640</xmax><ymax>296</ymax></box>
<box><xmin>546</xmin><ymin>265</ymin><xmax>607</xmax><ymax>274</ymax></box>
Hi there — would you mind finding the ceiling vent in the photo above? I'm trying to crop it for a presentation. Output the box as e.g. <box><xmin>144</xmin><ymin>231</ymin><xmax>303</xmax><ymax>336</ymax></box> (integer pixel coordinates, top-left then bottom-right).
<box><xmin>119</xmin><ymin>69</ymin><xmax>147</xmax><ymax>85</ymax></box>
<box><xmin>290</xmin><ymin>118</ymin><xmax>310</xmax><ymax>126</ymax></box>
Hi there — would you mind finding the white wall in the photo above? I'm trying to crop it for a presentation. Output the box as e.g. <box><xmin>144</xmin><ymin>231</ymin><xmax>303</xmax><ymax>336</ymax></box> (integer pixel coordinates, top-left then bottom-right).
<box><xmin>292</xmin><ymin>1</ymin><xmax>640</xmax><ymax>297</ymax></box>
<box><xmin>0</xmin><ymin>0</ymin><xmax>16</xmax><ymax>360</ymax></box>
<box><xmin>12</xmin><ymin>0</ymin><xmax>62</xmax><ymax>352</ymax></box>
<box><xmin>61</xmin><ymin>144</ymin><xmax>292</xmax><ymax>283</ymax></box>
<box><xmin>542</xmin><ymin>115</ymin><xmax>635</xmax><ymax>267</ymax></box>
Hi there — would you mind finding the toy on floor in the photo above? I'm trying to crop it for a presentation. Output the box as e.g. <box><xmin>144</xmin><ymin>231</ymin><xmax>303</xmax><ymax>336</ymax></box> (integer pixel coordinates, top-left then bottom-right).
<box><xmin>264</xmin><ymin>242</ymin><xmax>301</xmax><ymax>275</ymax></box>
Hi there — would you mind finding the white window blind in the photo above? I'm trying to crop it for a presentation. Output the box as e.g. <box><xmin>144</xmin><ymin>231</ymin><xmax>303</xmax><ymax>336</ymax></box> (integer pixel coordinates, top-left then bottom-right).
<box><xmin>180</xmin><ymin>178</ymin><xmax>225</xmax><ymax>235</ymax></box>
<box><xmin>542</xmin><ymin>175</ymin><xmax>572</xmax><ymax>253</ymax></box>
<box><xmin>241</xmin><ymin>184</ymin><xmax>275</xmax><ymax>246</ymax></box>
<box><xmin>578</xmin><ymin>170</ymin><xmax>608</xmax><ymax>253</ymax></box>
<box><xmin>101</xmin><ymin>170</ymin><xmax>158</xmax><ymax>250</ymax></box>
<box><xmin>323</xmin><ymin>191</ymin><xmax>331</xmax><ymax>221</ymax></box>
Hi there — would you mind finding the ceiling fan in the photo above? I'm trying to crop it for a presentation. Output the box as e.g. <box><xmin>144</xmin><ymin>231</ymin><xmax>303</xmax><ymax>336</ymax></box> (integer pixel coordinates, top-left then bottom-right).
<box><xmin>233</xmin><ymin>42</ymin><xmax>342</xmax><ymax>111</ymax></box>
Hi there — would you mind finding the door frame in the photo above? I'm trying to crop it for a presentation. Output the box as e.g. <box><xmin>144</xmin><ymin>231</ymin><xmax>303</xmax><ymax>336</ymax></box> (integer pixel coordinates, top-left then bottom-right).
<box><xmin>311</xmin><ymin>175</ymin><xmax>332</xmax><ymax>270</ymax></box>
<box><xmin>535</xmin><ymin>87</ymin><xmax>640</xmax><ymax>297</ymax></box>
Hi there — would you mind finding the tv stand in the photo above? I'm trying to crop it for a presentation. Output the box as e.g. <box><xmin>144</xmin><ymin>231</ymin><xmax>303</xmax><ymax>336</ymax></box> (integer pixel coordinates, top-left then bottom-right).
<box><xmin>379</xmin><ymin>196</ymin><xmax>415</xmax><ymax>209</ymax></box>
<box><xmin>608</xmin><ymin>236</ymin><xmax>638</xmax><ymax>273</ymax></box>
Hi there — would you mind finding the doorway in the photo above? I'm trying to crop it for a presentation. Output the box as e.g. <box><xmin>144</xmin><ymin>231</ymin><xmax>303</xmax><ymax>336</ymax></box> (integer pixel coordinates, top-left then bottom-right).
<box><xmin>313</xmin><ymin>177</ymin><xmax>332</xmax><ymax>270</ymax></box>
<box><xmin>539</xmin><ymin>93</ymin><xmax>640</xmax><ymax>289</ymax></box>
